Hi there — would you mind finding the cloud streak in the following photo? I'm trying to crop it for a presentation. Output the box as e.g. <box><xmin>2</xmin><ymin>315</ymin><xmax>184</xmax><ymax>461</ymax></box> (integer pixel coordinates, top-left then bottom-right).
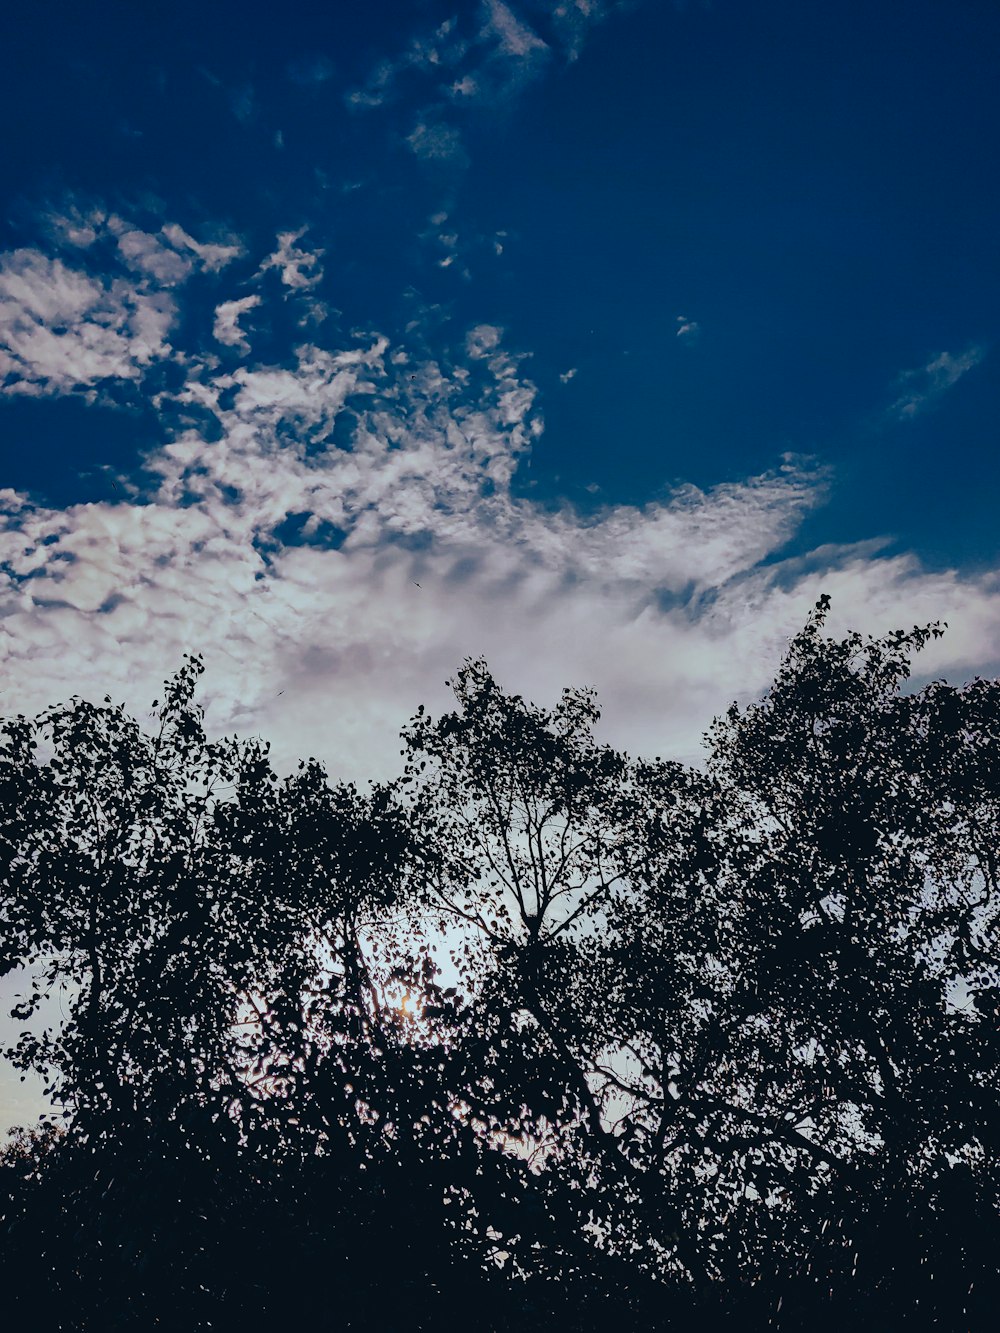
<box><xmin>889</xmin><ymin>344</ymin><xmax>986</xmax><ymax>420</ymax></box>
<box><xmin>256</xmin><ymin>229</ymin><xmax>324</xmax><ymax>290</ymax></box>
<box><xmin>346</xmin><ymin>0</ymin><xmax>633</xmax><ymax>172</ymax></box>
<box><xmin>0</xmin><ymin>209</ymin><xmax>246</xmax><ymax>399</ymax></box>
<box><xmin>0</xmin><ymin>249</ymin><xmax>175</xmax><ymax>396</ymax></box>
<box><xmin>2</xmin><ymin>219</ymin><xmax>999</xmax><ymax>797</ymax></box>
<box><xmin>213</xmin><ymin>295</ymin><xmax>262</xmax><ymax>352</ymax></box>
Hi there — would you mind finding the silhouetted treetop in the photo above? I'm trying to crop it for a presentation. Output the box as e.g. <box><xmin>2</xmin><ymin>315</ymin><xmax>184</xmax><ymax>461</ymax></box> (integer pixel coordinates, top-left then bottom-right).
<box><xmin>1</xmin><ymin>600</ymin><xmax>998</xmax><ymax>1329</ymax></box>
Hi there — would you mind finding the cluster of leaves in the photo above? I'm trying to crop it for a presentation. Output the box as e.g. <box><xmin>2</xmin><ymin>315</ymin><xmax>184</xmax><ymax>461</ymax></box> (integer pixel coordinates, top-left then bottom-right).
<box><xmin>1</xmin><ymin>600</ymin><xmax>999</xmax><ymax>1329</ymax></box>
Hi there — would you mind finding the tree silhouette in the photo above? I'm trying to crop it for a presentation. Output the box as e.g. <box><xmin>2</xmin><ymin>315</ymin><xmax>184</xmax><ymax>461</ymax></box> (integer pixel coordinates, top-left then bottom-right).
<box><xmin>2</xmin><ymin>600</ymin><xmax>998</xmax><ymax>1329</ymax></box>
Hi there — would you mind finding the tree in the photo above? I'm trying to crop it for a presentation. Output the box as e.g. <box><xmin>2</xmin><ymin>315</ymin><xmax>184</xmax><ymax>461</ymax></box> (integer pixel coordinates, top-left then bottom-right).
<box><xmin>2</xmin><ymin>602</ymin><xmax>999</xmax><ymax>1329</ymax></box>
<box><xmin>700</xmin><ymin>599</ymin><xmax>1000</xmax><ymax>1324</ymax></box>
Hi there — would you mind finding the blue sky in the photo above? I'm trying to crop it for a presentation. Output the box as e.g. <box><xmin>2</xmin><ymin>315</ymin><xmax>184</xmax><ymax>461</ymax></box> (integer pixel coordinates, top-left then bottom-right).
<box><xmin>1</xmin><ymin>0</ymin><xmax>999</xmax><ymax>786</ymax></box>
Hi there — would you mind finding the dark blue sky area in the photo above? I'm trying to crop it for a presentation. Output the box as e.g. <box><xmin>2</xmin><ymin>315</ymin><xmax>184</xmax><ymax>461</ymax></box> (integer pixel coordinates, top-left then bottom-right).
<box><xmin>2</xmin><ymin>0</ymin><xmax>998</xmax><ymax>569</ymax></box>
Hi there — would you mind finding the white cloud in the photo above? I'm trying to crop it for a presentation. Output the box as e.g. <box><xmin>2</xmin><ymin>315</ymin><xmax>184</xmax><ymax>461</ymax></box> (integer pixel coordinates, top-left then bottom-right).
<box><xmin>347</xmin><ymin>0</ymin><xmax>613</xmax><ymax>165</ymax></box>
<box><xmin>407</xmin><ymin>118</ymin><xmax>468</xmax><ymax>164</ymax></box>
<box><xmin>42</xmin><ymin>205</ymin><xmax>243</xmax><ymax>278</ymax></box>
<box><xmin>465</xmin><ymin>323</ymin><xmax>504</xmax><ymax>359</ymax></box>
<box><xmin>3</xmin><ymin>280</ymin><xmax>998</xmax><ymax>805</ymax></box>
<box><xmin>889</xmin><ymin>343</ymin><xmax>986</xmax><ymax>420</ymax></box>
<box><xmin>160</xmin><ymin>223</ymin><xmax>244</xmax><ymax>273</ymax></box>
<box><xmin>449</xmin><ymin>75</ymin><xmax>480</xmax><ymax>99</ymax></box>
<box><xmin>213</xmin><ymin>294</ymin><xmax>262</xmax><ymax>352</ymax></box>
<box><xmin>550</xmin><ymin>0</ymin><xmax>646</xmax><ymax>58</ymax></box>
<box><xmin>44</xmin><ymin>202</ymin><xmax>105</xmax><ymax>250</ymax></box>
<box><xmin>482</xmin><ymin>0</ymin><xmax>548</xmax><ymax>59</ymax></box>
<box><xmin>0</xmin><ymin>249</ymin><xmax>175</xmax><ymax>396</ymax></box>
<box><xmin>116</xmin><ymin>227</ymin><xmax>194</xmax><ymax>285</ymax></box>
<box><xmin>0</xmin><ymin>210</ymin><xmax>246</xmax><ymax>399</ymax></box>
<box><xmin>347</xmin><ymin>20</ymin><xmax>469</xmax><ymax>111</ymax></box>
<box><xmin>3</xmin><ymin>229</ymin><xmax>1000</xmax><ymax>860</ymax></box>
<box><xmin>256</xmin><ymin>229</ymin><xmax>324</xmax><ymax>290</ymax></box>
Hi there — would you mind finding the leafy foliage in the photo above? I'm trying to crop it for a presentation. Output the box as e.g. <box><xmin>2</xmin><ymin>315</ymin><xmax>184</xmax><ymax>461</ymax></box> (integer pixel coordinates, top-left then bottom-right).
<box><xmin>1</xmin><ymin>601</ymin><xmax>998</xmax><ymax>1328</ymax></box>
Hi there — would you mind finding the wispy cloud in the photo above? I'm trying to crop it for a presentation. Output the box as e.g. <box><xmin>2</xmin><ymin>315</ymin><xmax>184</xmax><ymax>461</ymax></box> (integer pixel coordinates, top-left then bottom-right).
<box><xmin>416</xmin><ymin>211</ymin><xmax>507</xmax><ymax>279</ymax></box>
<box><xmin>256</xmin><ymin>229</ymin><xmax>324</xmax><ymax>290</ymax></box>
<box><xmin>346</xmin><ymin>18</ymin><xmax>468</xmax><ymax>112</ymax></box>
<box><xmin>551</xmin><ymin>0</ymin><xmax>643</xmax><ymax>61</ymax></box>
<box><xmin>0</xmin><ymin>210</ymin><xmax>244</xmax><ymax>399</ymax></box>
<box><xmin>482</xmin><ymin>0</ymin><xmax>549</xmax><ymax>60</ymax></box>
<box><xmin>114</xmin><ymin>222</ymin><xmax>195</xmax><ymax>285</ymax></box>
<box><xmin>346</xmin><ymin>0</ymin><xmax>621</xmax><ymax>173</ymax></box>
<box><xmin>889</xmin><ymin>343</ymin><xmax>986</xmax><ymax>420</ymax></box>
<box><xmin>407</xmin><ymin>118</ymin><xmax>469</xmax><ymax>166</ymax></box>
<box><xmin>159</xmin><ymin>223</ymin><xmax>243</xmax><ymax>272</ymax></box>
<box><xmin>0</xmin><ymin>249</ymin><xmax>175</xmax><ymax>396</ymax></box>
<box><xmin>213</xmin><ymin>295</ymin><xmax>261</xmax><ymax>352</ymax></box>
<box><xmin>286</xmin><ymin>54</ymin><xmax>336</xmax><ymax>87</ymax></box>
<box><xmin>2</xmin><ymin>216</ymin><xmax>998</xmax><ymax>795</ymax></box>
<box><xmin>465</xmin><ymin>323</ymin><xmax>505</xmax><ymax>359</ymax></box>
